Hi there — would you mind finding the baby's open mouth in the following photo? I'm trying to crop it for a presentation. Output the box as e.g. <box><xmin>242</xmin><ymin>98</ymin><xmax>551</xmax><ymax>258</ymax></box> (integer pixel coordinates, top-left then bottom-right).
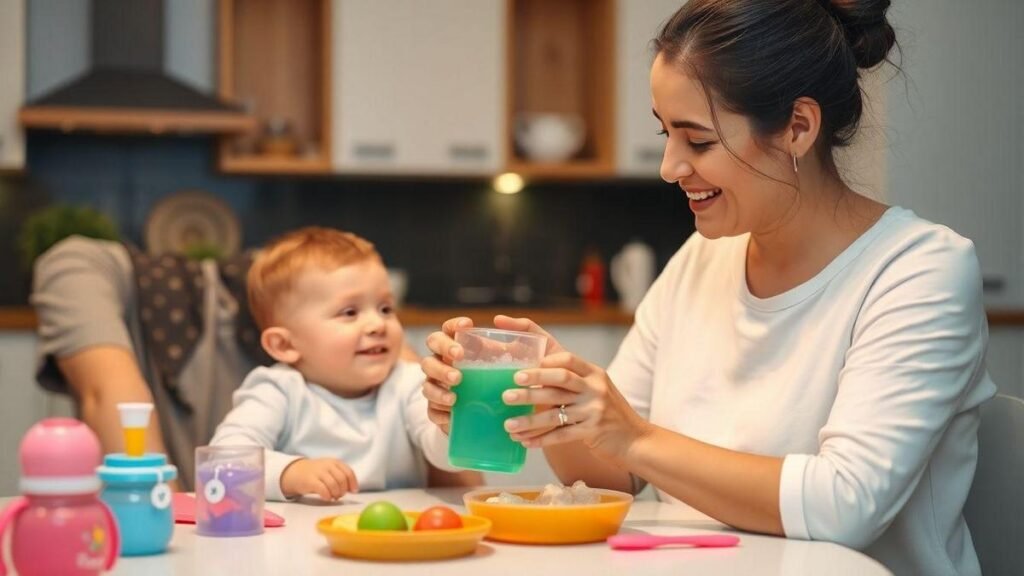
<box><xmin>357</xmin><ymin>346</ymin><xmax>389</xmax><ymax>356</ymax></box>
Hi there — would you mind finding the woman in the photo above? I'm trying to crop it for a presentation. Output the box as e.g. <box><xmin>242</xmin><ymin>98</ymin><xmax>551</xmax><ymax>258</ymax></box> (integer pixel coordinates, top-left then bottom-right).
<box><xmin>421</xmin><ymin>1</ymin><xmax>994</xmax><ymax>574</ymax></box>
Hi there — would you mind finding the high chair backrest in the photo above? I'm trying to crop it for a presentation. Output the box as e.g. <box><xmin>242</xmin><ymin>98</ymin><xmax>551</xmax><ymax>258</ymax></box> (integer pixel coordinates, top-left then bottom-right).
<box><xmin>964</xmin><ymin>393</ymin><xmax>1024</xmax><ymax>576</ymax></box>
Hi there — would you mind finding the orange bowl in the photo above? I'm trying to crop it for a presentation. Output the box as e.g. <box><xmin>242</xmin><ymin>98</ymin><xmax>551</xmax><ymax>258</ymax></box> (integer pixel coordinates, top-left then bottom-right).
<box><xmin>463</xmin><ymin>486</ymin><xmax>633</xmax><ymax>544</ymax></box>
<box><xmin>316</xmin><ymin>511</ymin><xmax>491</xmax><ymax>561</ymax></box>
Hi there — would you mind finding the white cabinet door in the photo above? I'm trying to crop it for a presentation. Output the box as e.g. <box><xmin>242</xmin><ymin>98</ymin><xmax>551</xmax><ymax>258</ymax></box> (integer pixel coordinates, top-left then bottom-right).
<box><xmin>333</xmin><ymin>0</ymin><xmax>504</xmax><ymax>175</ymax></box>
<box><xmin>615</xmin><ymin>0</ymin><xmax>681</xmax><ymax>177</ymax></box>
<box><xmin>0</xmin><ymin>0</ymin><xmax>26</xmax><ymax>170</ymax></box>
<box><xmin>0</xmin><ymin>332</ymin><xmax>42</xmax><ymax>496</ymax></box>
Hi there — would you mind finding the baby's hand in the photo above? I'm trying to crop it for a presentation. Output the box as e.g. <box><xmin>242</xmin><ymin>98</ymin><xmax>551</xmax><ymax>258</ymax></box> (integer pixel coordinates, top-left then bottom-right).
<box><xmin>280</xmin><ymin>458</ymin><xmax>359</xmax><ymax>501</ymax></box>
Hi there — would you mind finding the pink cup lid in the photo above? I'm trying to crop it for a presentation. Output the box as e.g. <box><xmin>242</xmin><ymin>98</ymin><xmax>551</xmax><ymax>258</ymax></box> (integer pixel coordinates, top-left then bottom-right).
<box><xmin>19</xmin><ymin>418</ymin><xmax>102</xmax><ymax>495</ymax></box>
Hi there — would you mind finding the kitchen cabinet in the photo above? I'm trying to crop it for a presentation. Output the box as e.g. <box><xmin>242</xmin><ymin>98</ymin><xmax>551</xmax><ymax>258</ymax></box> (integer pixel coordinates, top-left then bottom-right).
<box><xmin>0</xmin><ymin>0</ymin><xmax>26</xmax><ymax>170</ymax></box>
<box><xmin>333</xmin><ymin>0</ymin><xmax>504</xmax><ymax>175</ymax></box>
<box><xmin>615</xmin><ymin>0</ymin><xmax>681</xmax><ymax>177</ymax></box>
<box><xmin>218</xmin><ymin>0</ymin><xmax>332</xmax><ymax>174</ymax></box>
<box><xmin>505</xmin><ymin>0</ymin><xmax>616</xmax><ymax>179</ymax></box>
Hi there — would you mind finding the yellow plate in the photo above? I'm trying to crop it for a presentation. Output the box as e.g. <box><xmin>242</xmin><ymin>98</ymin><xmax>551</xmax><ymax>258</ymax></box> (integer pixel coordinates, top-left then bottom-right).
<box><xmin>463</xmin><ymin>486</ymin><xmax>633</xmax><ymax>545</ymax></box>
<box><xmin>316</xmin><ymin>511</ymin><xmax>491</xmax><ymax>561</ymax></box>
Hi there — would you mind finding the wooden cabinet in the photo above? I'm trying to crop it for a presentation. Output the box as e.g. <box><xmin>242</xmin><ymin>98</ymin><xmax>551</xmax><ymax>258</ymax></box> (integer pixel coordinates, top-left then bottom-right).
<box><xmin>333</xmin><ymin>0</ymin><xmax>504</xmax><ymax>175</ymax></box>
<box><xmin>0</xmin><ymin>0</ymin><xmax>25</xmax><ymax>170</ymax></box>
<box><xmin>214</xmin><ymin>0</ymin><xmax>684</xmax><ymax>181</ymax></box>
<box><xmin>615</xmin><ymin>0</ymin><xmax>680</xmax><ymax>177</ymax></box>
<box><xmin>505</xmin><ymin>0</ymin><xmax>616</xmax><ymax>178</ymax></box>
<box><xmin>218</xmin><ymin>0</ymin><xmax>332</xmax><ymax>174</ymax></box>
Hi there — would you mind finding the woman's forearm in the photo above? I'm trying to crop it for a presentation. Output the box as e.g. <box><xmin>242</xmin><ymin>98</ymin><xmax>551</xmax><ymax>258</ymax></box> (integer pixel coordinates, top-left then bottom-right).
<box><xmin>59</xmin><ymin>346</ymin><xmax>172</xmax><ymax>457</ymax></box>
<box><xmin>543</xmin><ymin>441</ymin><xmax>633</xmax><ymax>493</ymax></box>
<box><xmin>625</xmin><ymin>426</ymin><xmax>784</xmax><ymax>535</ymax></box>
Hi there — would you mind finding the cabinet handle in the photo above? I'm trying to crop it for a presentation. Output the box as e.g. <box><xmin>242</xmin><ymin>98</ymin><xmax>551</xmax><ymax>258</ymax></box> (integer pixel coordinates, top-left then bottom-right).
<box><xmin>635</xmin><ymin>147</ymin><xmax>663</xmax><ymax>164</ymax></box>
<box><xmin>352</xmin><ymin>143</ymin><xmax>395</xmax><ymax>161</ymax></box>
<box><xmin>449</xmin><ymin>144</ymin><xmax>489</xmax><ymax>162</ymax></box>
<box><xmin>982</xmin><ymin>275</ymin><xmax>1006</xmax><ymax>294</ymax></box>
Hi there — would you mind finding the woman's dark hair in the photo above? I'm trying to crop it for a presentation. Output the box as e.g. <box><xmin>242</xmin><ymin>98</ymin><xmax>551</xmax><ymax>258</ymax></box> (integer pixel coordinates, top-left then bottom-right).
<box><xmin>654</xmin><ymin>0</ymin><xmax>897</xmax><ymax>175</ymax></box>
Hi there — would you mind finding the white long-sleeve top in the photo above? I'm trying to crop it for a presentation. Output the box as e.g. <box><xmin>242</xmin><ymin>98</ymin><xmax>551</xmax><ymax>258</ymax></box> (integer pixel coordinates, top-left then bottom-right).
<box><xmin>608</xmin><ymin>207</ymin><xmax>995</xmax><ymax>576</ymax></box>
<box><xmin>210</xmin><ymin>361</ymin><xmax>455</xmax><ymax>501</ymax></box>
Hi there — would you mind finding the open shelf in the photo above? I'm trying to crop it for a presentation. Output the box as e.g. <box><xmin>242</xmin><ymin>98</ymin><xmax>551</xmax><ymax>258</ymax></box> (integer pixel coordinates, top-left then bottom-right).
<box><xmin>218</xmin><ymin>0</ymin><xmax>331</xmax><ymax>174</ymax></box>
<box><xmin>506</xmin><ymin>0</ymin><xmax>616</xmax><ymax>178</ymax></box>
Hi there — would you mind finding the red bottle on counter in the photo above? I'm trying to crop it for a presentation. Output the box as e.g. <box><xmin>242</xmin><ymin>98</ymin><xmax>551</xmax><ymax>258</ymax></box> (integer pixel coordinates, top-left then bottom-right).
<box><xmin>577</xmin><ymin>249</ymin><xmax>606</xmax><ymax>308</ymax></box>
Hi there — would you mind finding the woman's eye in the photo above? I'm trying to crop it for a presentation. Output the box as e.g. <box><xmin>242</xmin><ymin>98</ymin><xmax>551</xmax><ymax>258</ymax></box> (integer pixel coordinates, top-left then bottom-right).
<box><xmin>656</xmin><ymin>128</ymin><xmax>668</xmax><ymax>137</ymax></box>
<box><xmin>689</xmin><ymin>141</ymin><xmax>714</xmax><ymax>152</ymax></box>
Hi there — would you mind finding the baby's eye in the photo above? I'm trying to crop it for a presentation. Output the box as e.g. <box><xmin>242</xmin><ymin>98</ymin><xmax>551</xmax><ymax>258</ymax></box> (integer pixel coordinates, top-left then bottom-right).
<box><xmin>379</xmin><ymin>304</ymin><xmax>394</xmax><ymax>316</ymax></box>
<box><xmin>337</xmin><ymin>308</ymin><xmax>358</xmax><ymax>318</ymax></box>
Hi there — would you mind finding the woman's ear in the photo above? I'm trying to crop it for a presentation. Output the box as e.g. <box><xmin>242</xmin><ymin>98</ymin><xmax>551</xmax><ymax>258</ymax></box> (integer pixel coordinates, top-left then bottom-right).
<box><xmin>788</xmin><ymin>97</ymin><xmax>823</xmax><ymax>159</ymax></box>
<box><xmin>261</xmin><ymin>327</ymin><xmax>300</xmax><ymax>364</ymax></box>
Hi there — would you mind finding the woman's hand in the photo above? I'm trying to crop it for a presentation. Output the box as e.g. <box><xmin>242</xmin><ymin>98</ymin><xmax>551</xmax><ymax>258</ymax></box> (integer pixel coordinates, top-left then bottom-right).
<box><xmin>503</xmin><ymin>352</ymin><xmax>653</xmax><ymax>463</ymax></box>
<box><xmin>420</xmin><ymin>315</ymin><xmax>563</xmax><ymax>434</ymax></box>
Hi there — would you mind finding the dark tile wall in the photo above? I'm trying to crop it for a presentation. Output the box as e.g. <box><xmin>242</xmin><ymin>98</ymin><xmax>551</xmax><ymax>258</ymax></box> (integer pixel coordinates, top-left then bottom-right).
<box><xmin>0</xmin><ymin>133</ymin><xmax>695</xmax><ymax>307</ymax></box>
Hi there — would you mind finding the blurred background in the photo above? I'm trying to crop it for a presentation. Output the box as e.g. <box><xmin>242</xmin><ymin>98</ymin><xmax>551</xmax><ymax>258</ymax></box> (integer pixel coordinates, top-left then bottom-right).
<box><xmin>0</xmin><ymin>0</ymin><xmax>1021</xmax><ymax>493</ymax></box>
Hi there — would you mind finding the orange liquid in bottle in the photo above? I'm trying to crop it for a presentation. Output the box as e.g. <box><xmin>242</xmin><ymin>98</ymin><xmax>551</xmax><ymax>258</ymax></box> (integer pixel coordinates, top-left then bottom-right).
<box><xmin>124</xmin><ymin>427</ymin><xmax>146</xmax><ymax>457</ymax></box>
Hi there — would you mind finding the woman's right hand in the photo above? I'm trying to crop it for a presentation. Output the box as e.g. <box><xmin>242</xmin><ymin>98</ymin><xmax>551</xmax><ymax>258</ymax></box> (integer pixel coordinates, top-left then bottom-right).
<box><xmin>420</xmin><ymin>315</ymin><xmax>564</xmax><ymax>434</ymax></box>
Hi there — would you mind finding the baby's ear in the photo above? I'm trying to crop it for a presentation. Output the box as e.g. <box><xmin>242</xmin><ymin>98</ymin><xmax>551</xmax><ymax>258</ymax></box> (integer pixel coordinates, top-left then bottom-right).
<box><xmin>261</xmin><ymin>327</ymin><xmax>301</xmax><ymax>364</ymax></box>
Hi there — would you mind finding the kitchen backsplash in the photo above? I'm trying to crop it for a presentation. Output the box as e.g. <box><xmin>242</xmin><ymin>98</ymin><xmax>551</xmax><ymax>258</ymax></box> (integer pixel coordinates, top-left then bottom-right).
<box><xmin>0</xmin><ymin>133</ymin><xmax>695</xmax><ymax>307</ymax></box>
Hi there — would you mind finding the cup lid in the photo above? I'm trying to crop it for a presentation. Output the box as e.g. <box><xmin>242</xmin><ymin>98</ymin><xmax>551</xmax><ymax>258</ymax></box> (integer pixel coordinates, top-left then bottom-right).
<box><xmin>97</xmin><ymin>453</ymin><xmax>177</xmax><ymax>484</ymax></box>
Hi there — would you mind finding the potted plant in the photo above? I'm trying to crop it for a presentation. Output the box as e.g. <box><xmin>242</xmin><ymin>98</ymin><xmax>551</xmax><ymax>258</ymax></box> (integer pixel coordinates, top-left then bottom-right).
<box><xmin>17</xmin><ymin>204</ymin><xmax>119</xmax><ymax>269</ymax></box>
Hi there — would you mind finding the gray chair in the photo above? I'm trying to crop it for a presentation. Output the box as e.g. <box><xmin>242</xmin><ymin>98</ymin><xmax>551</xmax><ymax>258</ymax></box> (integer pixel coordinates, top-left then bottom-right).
<box><xmin>964</xmin><ymin>394</ymin><xmax>1024</xmax><ymax>576</ymax></box>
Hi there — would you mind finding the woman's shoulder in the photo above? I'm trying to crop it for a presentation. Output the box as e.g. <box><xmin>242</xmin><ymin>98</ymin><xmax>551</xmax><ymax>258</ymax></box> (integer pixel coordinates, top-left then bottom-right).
<box><xmin>34</xmin><ymin>235</ymin><xmax>132</xmax><ymax>276</ymax></box>
<box><xmin>862</xmin><ymin>207</ymin><xmax>983</xmax><ymax>302</ymax></box>
<box><xmin>873</xmin><ymin>207</ymin><xmax>980</xmax><ymax>271</ymax></box>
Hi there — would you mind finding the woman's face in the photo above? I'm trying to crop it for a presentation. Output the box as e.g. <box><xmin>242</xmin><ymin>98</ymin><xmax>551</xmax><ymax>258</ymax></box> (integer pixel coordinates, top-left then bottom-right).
<box><xmin>651</xmin><ymin>53</ymin><xmax>796</xmax><ymax>239</ymax></box>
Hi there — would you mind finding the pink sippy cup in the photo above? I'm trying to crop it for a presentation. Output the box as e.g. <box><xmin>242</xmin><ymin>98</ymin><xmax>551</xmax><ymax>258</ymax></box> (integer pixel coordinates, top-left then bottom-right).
<box><xmin>0</xmin><ymin>418</ymin><xmax>119</xmax><ymax>576</ymax></box>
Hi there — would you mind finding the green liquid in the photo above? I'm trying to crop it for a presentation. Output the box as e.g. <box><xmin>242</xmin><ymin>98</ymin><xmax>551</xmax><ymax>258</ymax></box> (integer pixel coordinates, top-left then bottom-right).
<box><xmin>449</xmin><ymin>366</ymin><xmax>532</xmax><ymax>473</ymax></box>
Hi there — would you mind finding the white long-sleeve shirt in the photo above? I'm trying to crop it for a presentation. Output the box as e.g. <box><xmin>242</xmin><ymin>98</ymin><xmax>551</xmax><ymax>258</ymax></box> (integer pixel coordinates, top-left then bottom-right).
<box><xmin>210</xmin><ymin>361</ymin><xmax>455</xmax><ymax>501</ymax></box>
<box><xmin>608</xmin><ymin>207</ymin><xmax>995</xmax><ymax>576</ymax></box>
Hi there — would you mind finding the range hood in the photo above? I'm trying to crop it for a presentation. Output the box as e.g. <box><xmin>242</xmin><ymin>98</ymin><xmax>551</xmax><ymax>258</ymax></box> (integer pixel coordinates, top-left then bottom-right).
<box><xmin>19</xmin><ymin>0</ymin><xmax>256</xmax><ymax>135</ymax></box>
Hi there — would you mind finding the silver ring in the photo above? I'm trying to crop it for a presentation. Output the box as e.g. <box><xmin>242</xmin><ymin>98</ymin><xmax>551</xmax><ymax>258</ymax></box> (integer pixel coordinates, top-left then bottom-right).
<box><xmin>557</xmin><ymin>404</ymin><xmax>570</xmax><ymax>427</ymax></box>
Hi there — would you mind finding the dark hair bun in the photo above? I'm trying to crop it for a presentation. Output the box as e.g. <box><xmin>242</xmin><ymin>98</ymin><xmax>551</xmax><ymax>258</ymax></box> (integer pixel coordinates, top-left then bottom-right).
<box><xmin>824</xmin><ymin>0</ymin><xmax>896</xmax><ymax>68</ymax></box>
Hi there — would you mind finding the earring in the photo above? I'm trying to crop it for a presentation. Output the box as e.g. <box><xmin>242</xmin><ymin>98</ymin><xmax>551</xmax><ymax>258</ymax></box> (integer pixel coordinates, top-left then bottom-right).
<box><xmin>792</xmin><ymin>154</ymin><xmax>799</xmax><ymax>174</ymax></box>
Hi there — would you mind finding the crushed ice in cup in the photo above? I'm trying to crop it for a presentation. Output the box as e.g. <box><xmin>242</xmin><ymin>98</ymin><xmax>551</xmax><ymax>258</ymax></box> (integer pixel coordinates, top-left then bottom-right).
<box><xmin>485</xmin><ymin>481</ymin><xmax>599</xmax><ymax>505</ymax></box>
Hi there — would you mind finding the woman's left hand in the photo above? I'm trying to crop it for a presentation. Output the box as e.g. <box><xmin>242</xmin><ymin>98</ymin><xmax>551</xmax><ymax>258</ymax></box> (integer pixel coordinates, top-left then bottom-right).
<box><xmin>502</xmin><ymin>351</ymin><xmax>652</xmax><ymax>462</ymax></box>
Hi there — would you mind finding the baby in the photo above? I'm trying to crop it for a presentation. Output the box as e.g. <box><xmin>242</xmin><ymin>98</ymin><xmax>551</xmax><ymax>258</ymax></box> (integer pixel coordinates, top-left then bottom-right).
<box><xmin>210</xmin><ymin>227</ymin><xmax>459</xmax><ymax>501</ymax></box>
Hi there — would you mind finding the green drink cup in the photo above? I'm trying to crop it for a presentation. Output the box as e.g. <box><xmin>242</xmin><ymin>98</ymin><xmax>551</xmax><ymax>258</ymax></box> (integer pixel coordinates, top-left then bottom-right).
<box><xmin>448</xmin><ymin>328</ymin><xmax>547</xmax><ymax>473</ymax></box>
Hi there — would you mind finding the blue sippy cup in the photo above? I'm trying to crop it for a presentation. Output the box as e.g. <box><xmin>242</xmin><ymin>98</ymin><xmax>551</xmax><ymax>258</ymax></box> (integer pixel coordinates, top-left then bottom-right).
<box><xmin>97</xmin><ymin>452</ymin><xmax>176</xmax><ymax>556</ymax></box>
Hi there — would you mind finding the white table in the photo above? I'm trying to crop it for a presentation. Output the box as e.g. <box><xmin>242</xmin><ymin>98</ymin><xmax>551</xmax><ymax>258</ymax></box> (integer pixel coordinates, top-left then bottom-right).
<box><xmin>1</xmin><ymin>489</ymin><xmax>891</xmax><ymax>575</ymax></box>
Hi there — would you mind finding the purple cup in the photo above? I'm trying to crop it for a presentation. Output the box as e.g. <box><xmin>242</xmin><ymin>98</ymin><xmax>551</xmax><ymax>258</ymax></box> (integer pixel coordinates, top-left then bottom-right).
<box><xmin>195</xmin><ymin>445</ymin><xmax>264</xmax><ymax>537</ymax></box>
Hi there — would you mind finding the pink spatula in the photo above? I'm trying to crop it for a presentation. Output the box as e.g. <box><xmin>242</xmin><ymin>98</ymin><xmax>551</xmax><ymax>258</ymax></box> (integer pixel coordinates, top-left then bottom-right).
<box><xmin>607</xmin><ymin>534</ymin><xmax>740</xmax><ymax>550</ymax></box>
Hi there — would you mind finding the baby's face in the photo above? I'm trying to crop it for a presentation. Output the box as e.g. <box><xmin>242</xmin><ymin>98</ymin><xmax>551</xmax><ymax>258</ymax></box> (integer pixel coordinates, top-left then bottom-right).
<box><xmin>277</xmin><ymin>259</ymin><xmax>404</xmax><ymax>397</ymax></box>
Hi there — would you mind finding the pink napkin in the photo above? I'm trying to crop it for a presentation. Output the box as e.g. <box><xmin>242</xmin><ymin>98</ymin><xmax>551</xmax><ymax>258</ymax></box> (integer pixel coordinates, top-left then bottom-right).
<box><xmin>172</xmin><ymin>492</ymin><xmax>285</xmax><ymax>527</ymax></box>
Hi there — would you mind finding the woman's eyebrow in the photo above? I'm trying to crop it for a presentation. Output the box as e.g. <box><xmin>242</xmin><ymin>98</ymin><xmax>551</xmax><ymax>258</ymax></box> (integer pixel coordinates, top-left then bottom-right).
<box><xmin>652</xmin><ymin>109</ymin><xmax>713</xmax><ymax>132</ymax></box>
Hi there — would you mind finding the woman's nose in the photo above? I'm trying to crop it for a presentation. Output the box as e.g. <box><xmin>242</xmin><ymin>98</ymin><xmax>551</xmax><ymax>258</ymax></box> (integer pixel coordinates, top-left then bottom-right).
<box><xmin>660</xmin><ymin>142</ymin><xmax>695</xmax><ymax>183</ymax></box>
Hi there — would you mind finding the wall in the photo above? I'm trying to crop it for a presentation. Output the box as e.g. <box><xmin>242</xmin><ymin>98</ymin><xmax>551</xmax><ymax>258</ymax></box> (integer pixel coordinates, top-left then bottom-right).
<box><xmin>885</xmin><ymin>0</ymin><xmax>1024</xmax><ymax>396</ymax></box>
